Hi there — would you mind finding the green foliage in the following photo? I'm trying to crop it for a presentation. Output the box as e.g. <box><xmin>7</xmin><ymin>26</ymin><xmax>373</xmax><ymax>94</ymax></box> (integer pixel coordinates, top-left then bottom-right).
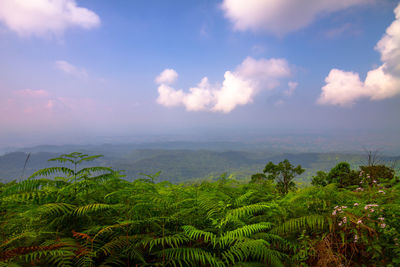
<box><xmin>311</xmin><ymin>171</ymin><xmax>327</xmax><ymax>186</ymax></box>
<box><xmin>1</xmin><ymin>153</ymin><xmax>399</xmax><ymax>266</ymax></box>
<box><xmin>326</xmin><ymin>162</ymin><xmax>360</xmax><ymax>187</ymax></box>
<box><xmin>249</xmin><ymin>173</ymin><xmax>267</xmax><ymax>184</ymax></box>
<box><xmin>263</xmin><ymin>159</ymin><xmax>305</xmax><ymax>194</ymax></box>
<box><xmin>360</xmin><ymin>164</ymin><xmax>395</xmax><ymax>185</ymax></box>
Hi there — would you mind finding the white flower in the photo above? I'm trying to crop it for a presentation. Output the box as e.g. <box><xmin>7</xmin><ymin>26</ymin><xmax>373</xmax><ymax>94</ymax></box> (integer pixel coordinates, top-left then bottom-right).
<box><xmin>332</xmin><ymin>210</ymin><xmax>337</xmax><ymax>216</ymax></box>
<box><xmin>380</xmin><ymin>223</ymin><xmax>386</xmax><ymax>228</ymax></box>
<box><xmin>378</xmin><ymin>217</ymin><xmax>385</xmax><ymax>221</ymax></box>
<box><xmin>354</xmin><ymin>203</ymin><xmax>359</xmax><ymax>206</ymax></box>
<box><xmin>357</xmin><ymin>220</ymin><xmax>362</xmax><ymax>224</ymax></box>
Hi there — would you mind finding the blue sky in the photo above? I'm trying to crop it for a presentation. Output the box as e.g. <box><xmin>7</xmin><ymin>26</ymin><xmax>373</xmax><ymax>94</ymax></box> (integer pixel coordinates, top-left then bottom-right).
<box><xmin>0</xmin><ymin>0</ymin><xmax>399</xmax><ymax>148</ymax></box>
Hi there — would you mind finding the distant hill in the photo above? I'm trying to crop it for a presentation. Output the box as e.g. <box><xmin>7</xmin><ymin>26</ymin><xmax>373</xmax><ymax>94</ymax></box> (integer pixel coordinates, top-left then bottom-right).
<box><xmin>1</xmin><ymin>144</ymin><xmax>398</xmax><ymax>184</ymax></box>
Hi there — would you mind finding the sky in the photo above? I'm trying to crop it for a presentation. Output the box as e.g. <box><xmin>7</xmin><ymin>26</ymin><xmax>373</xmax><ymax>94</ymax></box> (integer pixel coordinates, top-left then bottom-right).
<box><xmin>0</xmin><ymin>0</ymin><xmax>399</xmax><ymax>148</ymax></box>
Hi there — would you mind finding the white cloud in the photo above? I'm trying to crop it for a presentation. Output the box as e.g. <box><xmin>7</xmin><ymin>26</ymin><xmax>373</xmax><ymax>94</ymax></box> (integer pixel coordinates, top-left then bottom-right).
<box><xmin>155</xmin><ymin>69</ymin><xmax>178</xmax><ymax>85</ymax></box>
<box><xmin>156</xmin><ymin>57</ymin><xmax>294</xmax><ymax>113</ymax></box>
<box><xmin>221</xmin><ymin>0</ymin><xmax>370</xmax><ymax>35</ymax></box>
<box><xmin>318</xmin><ymin>69</ymin><xmax>367</xmax><ymax>106</ymax></box>
<box><xmin>157</xmin><ymin>84</ymin><xmax>185</xmax><ymax>107</ymax></box>
<box><xmin>376</xmin><ymin>4</ymin><xmax>400</xmax><ymax>76</ymax></box>
<box><xmin>55</xmin><ymin>60</ymin><xmax>87</xmax><ymax>78</ymax></box>
<box><xmin>284</xmin><ymin>81</ymin><xmax>298</xmax><ymax>96</ymax></box>
<box><xmin>318</xmin><ymin>3</ymin><xmax>400</xmax><ymax>106</ymax></box>
<box><xmin>0</xmin><ymin>0</ymin><xmax>100</xmax><ymax>37</ymax></box>
<box><xmin>212</xmin><ymin>71</ymin><xmax>255</xmax><ymax>113</ymax></box>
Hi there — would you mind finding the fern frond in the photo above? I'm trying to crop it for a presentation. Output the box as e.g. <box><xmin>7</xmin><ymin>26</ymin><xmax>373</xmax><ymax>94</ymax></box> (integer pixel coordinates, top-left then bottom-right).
<box><xmin>0</xmin><ymin>232</ymin><xmax>38</xmax><ymax>249</ymax></box>
<box><xmin>72</xmin><ymin>203</ymin><xmax>117</xmax><ymax>217</ymax></box>
<box><xmin>271</xmin><ymin>215</ymin><xmax>328</xmax><ymax>235</ymax></box>
<box><xmin>221</xmin><ymin>204</ymin><xmax>271</xmax><ymax>226</ymax></box>
<box><xmin>235</xmin><ymin>191</ymin><xmax>256</xmax><ymax>207</ymax></box>
<box><xmin>222</xmin><ymin>239</ymin><xmax>285</xmax><ymax>267</ymax></box>
<box><xmin>29</xmin><ymin>167</ymin><xmax>74</xmax><ymax>179</ymax></box>
<box><xmin>76</xmin><ymin>167</ymin><xmax>113</xmax><ymax>176</ymax></box>
<box><xmin>219</xmin><ymin>223</ymin><xmax>272</xmax><ymax>247</ymax></box>
<box><xmin>38</xmin><ymin>203</ymin><xmax>76</xmax><ymax>217</ymax></box>
<box><xmin>1</xmin><ymin>179</ymin><xmax>51</xmax><ymax>196</ymax></box>
<box><xmin>77</xmin><ymin>155</ymin><xmax>103</xmax><ymax>163</ymax></box>
<box><xmin>182</xmin><ymin>225</ymin><xmax>217</xmax><ymax>245</ymax></box>
<box><xmin>142</xmin><ymin>234</ymin><xmax>189</xmax><ymax>251</ymax></box>
<box><xmin>160</xmin><ymin>247</ymin><xmax>225</xmax><ymax>267</ymax></box>
<box><xmin>98</xmin><ymin>236</ymin><xmax>141</xmax><ymax>257</ymax></box>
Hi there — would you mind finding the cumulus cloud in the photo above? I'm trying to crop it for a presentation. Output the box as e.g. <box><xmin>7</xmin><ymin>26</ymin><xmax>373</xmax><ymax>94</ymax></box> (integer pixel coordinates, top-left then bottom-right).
<box><xmin>318</xmin><ymin>3</ymin><xmax>400</xmax><ymax>106</ymax></box>
<box><xmin>0</xmin><ymin>0</ymin><xmax>100</xmax><ymax>37</ymax></box>
<box><xmin>55</xmin><ymin>60</ymin><xmax>88</xmax><ymax>78</ymax></box>
<box><xmin>221</xmin><ymin>0</ymin><xmax>370</xmax><ymax>35</ymax></box>
<box><xmin>156</xmin><ymin>57</ymin><xmax>293</xmax><ymax>113</ymax></box>
<box><xmin>155</xmin><ymin>69</ymin><xmax>178</xmax><ymax>85</ymax></box>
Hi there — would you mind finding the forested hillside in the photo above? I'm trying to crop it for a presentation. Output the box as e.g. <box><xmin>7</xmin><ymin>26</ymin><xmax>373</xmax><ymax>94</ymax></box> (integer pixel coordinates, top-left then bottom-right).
<box><xmin>1</xmin><ymin>147</ymin><xmax>399</xmax><ymax>184</ymax></box>
<box><xmin>1</xmin><ymin>152</ymin><xmax>400</xmax><ymax>266</ymax></box>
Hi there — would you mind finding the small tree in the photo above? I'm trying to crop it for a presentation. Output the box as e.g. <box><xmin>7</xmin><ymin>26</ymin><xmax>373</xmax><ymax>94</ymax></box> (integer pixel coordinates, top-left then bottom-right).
<box><xmin>311</xmin><ymin>171</ymin><xmax>328</xmax><ymax>186</ymax></box>
<box><xmin>360</xmin><ymin>165</ymin><xmax>395</xmax><ymax>185</ymax></box>
<box><xmin>250</xmin><ymin>173</ymin><xmax>268</xmax><ymax>184</ymax></box>
<box><xmin>326</xmin><ymin>162</ymin><xmax>359</xmax><ymax>187</ymax></box>
<box><xmin>263</xmin><ymin>159</ymin><xmax>304</xmax><ymax>194</ymax></box>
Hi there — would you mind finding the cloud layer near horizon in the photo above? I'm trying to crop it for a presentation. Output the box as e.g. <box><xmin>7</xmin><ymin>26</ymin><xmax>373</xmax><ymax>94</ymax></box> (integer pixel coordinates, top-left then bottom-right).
<box><xmin>0</xmin><ymin>0</ymin><xmax>100</xmax><ymax>37</ymax></box>
<box><xmin>0</xmin><ymin>87</ymin><xmax>106</xmax><ymax>131</ymax></box>
<box><xmin>221</xmin><ymin>0</ymin><xmax>370</xmax><ymax>35</ymax></box>
<box><xmin>156</xmin><ymin>57</ymin><xmax>294</xmax><ymax>113</ymax></box>
<box><xmin>318</xmin><ymin>3</ymin><xmax>400</xmax><ymax>106</ymax></box>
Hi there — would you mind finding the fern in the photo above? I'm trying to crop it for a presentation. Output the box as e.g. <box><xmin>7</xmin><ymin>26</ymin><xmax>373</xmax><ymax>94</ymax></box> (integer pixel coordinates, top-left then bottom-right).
<box><xmin>182</xmin><ymin>225</ymin><xmax>217</xmax><ymax>244</ymax></box>
<box><xmin>142</xmin><ymin>234</ymin><xmax>189</xmax><ymax>251</ymax></box>
<box><xmin>29</xmin><ymin>167</ymin><xmax>75</xmax><ymax>179</ymax></box>
<box><xmin>72</xmin><ymin>203</ymin><xmax>117</xmax><ymax>217</ymax></box>
<box><xmin>160</xmin><ymin>247</ymin><xmax>225</xmax><ymax>267</ymax></box>
<box><xmin>219</xmin><ymin>223</ymin><xmax>272</xmax><ymax>247</ymax></box>
<box><xmin>271</xmin><ymin>215</ymin><xmax>328</xmax><ymax>235</ymax></box>
<box><xmin>38</xmin><ymin>203</ymin><xmax>76</xmax><ymax>217</ymax></box>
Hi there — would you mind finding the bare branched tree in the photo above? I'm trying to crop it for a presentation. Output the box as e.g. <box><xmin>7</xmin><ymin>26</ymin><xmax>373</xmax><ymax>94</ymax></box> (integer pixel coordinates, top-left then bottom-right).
<box><xmin>362</xmin><ymin>148</ymin><xmax>381</xmax><ymax>166</ymax></box>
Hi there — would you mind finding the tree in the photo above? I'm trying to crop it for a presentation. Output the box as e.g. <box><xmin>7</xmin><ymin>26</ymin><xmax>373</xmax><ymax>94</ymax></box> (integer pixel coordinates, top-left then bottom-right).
<box><xmin>250</xmin><ymin>173</ymin><xmax>268</xmax><ymax>184</ymax></box>
<box><xmin>359</xmin><ymin>164</ymin><xmax>395</xmax><ymax>185</ymax></box>
<box><xmin>326</xmin><ymin>162</ymin><xmax>359</xmax><ymax>187</ymax></box>
<box><xmin>263</xmin><ymin>159</ymin><xmax>304</xmax><ymax>194</ymax></box>
<box><xmin>311</xmin><ymin>171</ymin><xmax>328</xmax><ymax>186</ymax></box>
